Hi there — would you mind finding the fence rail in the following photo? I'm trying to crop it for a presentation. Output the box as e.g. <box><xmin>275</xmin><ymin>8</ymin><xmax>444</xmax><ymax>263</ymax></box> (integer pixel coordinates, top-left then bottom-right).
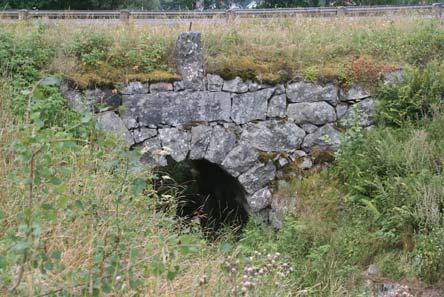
<box><xmin>1</xmin><ymin>4</ymin><xmax>442</xmax><ymax>21</ymax></box>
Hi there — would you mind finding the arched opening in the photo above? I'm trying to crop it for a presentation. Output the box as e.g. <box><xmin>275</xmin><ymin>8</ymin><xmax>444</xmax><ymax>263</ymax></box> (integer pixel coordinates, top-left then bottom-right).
<box><xmin>154</xmin><ymin>158</ymin><xmax>249</xmax><ymax>234</ymax></box>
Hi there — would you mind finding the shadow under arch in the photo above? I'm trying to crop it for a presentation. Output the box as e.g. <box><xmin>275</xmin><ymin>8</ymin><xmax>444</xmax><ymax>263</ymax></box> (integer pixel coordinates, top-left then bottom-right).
<box><xmin>154</xmin><ymin>158</ymin><xmax>250</xmax><ymax>235</ymax></box>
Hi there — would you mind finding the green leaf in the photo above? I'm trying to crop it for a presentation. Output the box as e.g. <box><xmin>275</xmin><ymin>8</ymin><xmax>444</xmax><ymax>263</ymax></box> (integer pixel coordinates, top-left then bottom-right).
<box><xmin>167</xmin><ymin>270</ymin><xmax>178</xmax><ymax>281</ymax></box>
<box><xmin>49</xmin><ymin>176</ymin><xmax>62</xmax><ymax>185</ymax></box>
<box><xmin>132</xmin><ymin>178</ymin><xmax>146</xmax><ymax>195</ymax></box>
<box><xmin>51</xmin><ymin>250</ymin><xmax>61</xmax><ymax>261</ymax></box>
<box><xmin>74</xmin><ymin>200</ymin><xmax>84</xmax><ymax>210</ymax></box>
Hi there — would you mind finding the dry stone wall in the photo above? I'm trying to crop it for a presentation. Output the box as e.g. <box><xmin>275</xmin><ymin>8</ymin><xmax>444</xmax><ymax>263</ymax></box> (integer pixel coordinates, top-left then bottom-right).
<box><xmin>62</xmin><ymin>75</ymin><xmax>380</xmax><ymax>227</ymax></box>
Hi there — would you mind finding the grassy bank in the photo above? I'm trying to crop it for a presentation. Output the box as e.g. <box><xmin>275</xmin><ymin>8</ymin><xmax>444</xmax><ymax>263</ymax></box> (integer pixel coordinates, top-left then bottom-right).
<box><xmin>0</xmin><ymin>18</ymin><xmax>444</xmax><ymax>296</ymax></box>
<box><xmin>0</xmin><ymin>16</ymin><xmax>443</xmax><ymax>87</ymax></box>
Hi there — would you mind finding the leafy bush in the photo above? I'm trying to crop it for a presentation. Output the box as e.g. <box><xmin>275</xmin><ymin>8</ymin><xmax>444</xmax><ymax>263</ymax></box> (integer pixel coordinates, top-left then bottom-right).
<box><xmin>72</xmin><ymin>30</ymin><xmax>113</xmax><ymax>68</ymax></box>
<box><xmin>0</xmin><ymin>28</ymin><xmax>53</xmax><ymax>83</ymax></box>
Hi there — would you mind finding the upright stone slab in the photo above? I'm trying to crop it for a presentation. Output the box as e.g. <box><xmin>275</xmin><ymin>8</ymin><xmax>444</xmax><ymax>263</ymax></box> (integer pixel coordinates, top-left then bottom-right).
<box><xmin>175</xmin><ymin>32</ymin><xmax>205</xmax><ymax>91</ymax></box>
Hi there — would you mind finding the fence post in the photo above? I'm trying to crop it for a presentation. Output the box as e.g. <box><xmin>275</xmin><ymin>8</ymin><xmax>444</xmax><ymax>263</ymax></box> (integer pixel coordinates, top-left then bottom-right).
<box><xmin>120</xmin><ymin>9</ymin><xmax>130</xmax><ymax>24</ymax></box>
<box><xmin>432</xmin><ymin>3</ymin><xmax>443</xmax><ymax>19</ymax></box>
<box><xmin>18</xmin><ymin>9</ymin><xmax>29</xmax><ymax>20</ymax></box>
<box><xmin>337</xmin><ymin>6</ymin><xmax>347</xmax><ymax>17</ymax></box>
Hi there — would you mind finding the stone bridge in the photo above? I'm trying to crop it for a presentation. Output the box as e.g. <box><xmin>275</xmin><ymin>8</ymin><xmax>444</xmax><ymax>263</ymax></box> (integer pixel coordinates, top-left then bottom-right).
<box><xmin>62</xmin><ymin>32</ymin><xmax>400</xmax><ymax>228</ymax></box>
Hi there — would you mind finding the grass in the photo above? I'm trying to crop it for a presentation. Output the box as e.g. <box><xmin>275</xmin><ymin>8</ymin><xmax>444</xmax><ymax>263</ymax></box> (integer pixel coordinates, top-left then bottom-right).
<box><xmin>0</xmin><ymin>15</ymin><xmax>443</xmax><ymax>87</ymax></box>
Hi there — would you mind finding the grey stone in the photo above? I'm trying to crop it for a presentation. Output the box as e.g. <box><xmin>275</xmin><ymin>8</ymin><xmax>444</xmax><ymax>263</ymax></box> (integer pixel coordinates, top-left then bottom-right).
<box><xmin>85</xmin><ymin>88</ymin><xmax>121</xmax><ymax>109</ymax></box>
<box><xmin>222</xmin><ymin>77</ymin><xmax>249</xmax><ymax>93</ymax></box>
<box><xmin>289</xmin><ymin>150</ymin><xmax>307</xmax><ymax>161</ymax></box>
<box><xmin>240</xmin><ymin>121</ymin><xmax>305</xmax><ymax>152</ymax></box>
<box><xmin>286</xmin><ymin>82</ymin><xmax>338</xmax><ymax>105</ymax></box>
<box><xmin>301</xmin><ymin>123</ymin><xmax>318</xmax><ymax>134</ymax></box>
<box><xmin>231</xmin><ymin>88</ymin><xmax>274</xmax><ymax>124</ymax></box>
<box><xmin>96</xmin><ymin>111</ymin><xmax>135</xmax><ymax>146</ymax></box>
<box><xmin>221</xmin><ymin>144</ymin><xmax>259</xmax><ymax>177</ymax></box>
<box><xmin>175</xmin><ymin>32</ymin><xmax>205</xmax><ymax>91</ymax></box>
<box><xmin>340</xmin><ymin>85</ymin><xmax>371</xmax><ymax>101</ymax></box>
<box><xmin>173</xmin><ymin>80</ymin><xmax>185</xmax><ymax>91</ymax></box>
<box><xmin>277</xmin><ymin>157</ymin><xmax>289</xmax><ymax>168</ymax></box>
<box><xmin>189</xmin><ymin>125</ymin><xmax>237</xmax><ymax>164</ymax></box>
<box><xmin>383</xmin><ymin>70</ymin><xmax>405</xmax><ymax>85</ymax></box>
<box><xmin>64</xmin><ymin>89</ymin><xmax>89</xmax><ymax>113</ymax></box>
<box><xmin>267</xmin><ymin>94</ymin><xmax>287</xmax><ymax>118</ymax></box>
<box><xmin>287</xmin><ymin>102</ymin><xmax>336</xmax><ymax>125</ymax></box>
<box><xmin>40</xmin><ymin>76</ymin><xmax>62</xmax><ymax>87</ymax></box>
<box><xmin>340</xmin><ymin>98</ymin><xmax>376</xmax><ymax>127</ymax></box>
<box><xmin>189</xmin><ymin>125</ymin><xmax>213</xmax><ymax>160</ymax></box>
<box><xmin>121</xmin><ymin>91</ymin><xmax>231</xmax><ymax>127</ymax></box>
<box><xmin>158</xmin><ymin>128</ymin><xmax>190</xmax><ymax>162</ymax></box>
<box><xmin>121</xmin><ymin>81</ymin><xmax>149</xmax><ymax>95</ymax></box>
<box><xmin>132</xmin><ymin>127</ymin><xmax>157</xmax><ymax>144</ymax></box>
<box><xmin>253</xmin><ymin>208</ymin><xmax>270</xmax><ymax>224</ymax></box>
<box><xmin>247</xmin><ymin>80</ymin><xmax>270</xmax><ymax>92</ymax></box>
<box><xmin>367</xmin><ymin>264</ymin><xmax>379</xmax><ymax>276</ymax></box>
<box><xmin>248</xmin><ymin>187</ymin><xmax>272</xmax><ymax>211</ymax></box>
<box><xmin>207</xmin><ymin>74</ymin><xmax>224</xmax><ymax>92</ymax></box>
<box><xmin>150</xmin><ymin>82</ymin><xmax>174</xmax><ymax>92</ymax></box>
<box><xmin>238</xmin><ymin>162</ymin><xmax>276</xmax><ymax>194</ymax></box>
<box><xmin>140</xmin><ymin>137</ymin><xmax>168</xmax><ymax>167</ymax></box>
<box><xmin>204</xmin><ymin>126</ymin><xmax>237</xmax><ymax>164</ymax></box>
<box><xmin>121</xmin><ymin>113</ymin><xmax>139</xmax><ymax>130</ymax></box>
<box><xmin>274</xmin><ymin>84</ymin><xmax>285</xmax><ymax>95</ymax></box>
<box><xmin>336</xmin><ymin>104</ymin><xmax>349</xmax><ymax>119</ymax></box>
<box><xmin>302</xmin><ymin>124</ymin><xmax>341</xmax><ymax>151</ymax></box>
<box><xmin>269</xmin><ymin>195</ymin><xmax>291</xmax><ymax>229</ymax></box>
<box><xmin>298</xmin><ymin>157</ymin><xmax>313</xmax><ymax>170</ymax></box>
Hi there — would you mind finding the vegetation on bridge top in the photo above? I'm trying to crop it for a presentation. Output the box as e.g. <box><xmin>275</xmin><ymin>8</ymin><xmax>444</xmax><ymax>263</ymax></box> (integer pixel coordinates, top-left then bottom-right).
<box><xmin>1</xmin><ymin>16</ymin><xmax>442</xmax><ymax>87</ymax></box>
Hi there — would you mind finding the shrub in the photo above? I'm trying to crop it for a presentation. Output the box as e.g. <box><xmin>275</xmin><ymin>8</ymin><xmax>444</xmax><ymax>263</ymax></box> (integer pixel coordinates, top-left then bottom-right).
<box><xmin>72</xmin><ymin>30</ymin><xmax>113</xmax><ymax>68</ymax></box>
<box><xmin>377</xmin><ymin>61</ymin><xmax>444</xmax><ymax>127</ymax></box>
<box><xmin>412</xmin><ymin>228</ymin><xmax>444</xmax><ymax>284</ymax></box>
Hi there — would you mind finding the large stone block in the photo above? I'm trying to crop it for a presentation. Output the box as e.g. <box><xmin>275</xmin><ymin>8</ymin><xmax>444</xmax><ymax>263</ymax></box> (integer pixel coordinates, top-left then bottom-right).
<box><xmin>222</xmin><ymin>77</ymin><xmax>249</xmax><ymax>93</ymax></box>
<box><xmin>96</xmin><ymin>111</ymin><xmax>135</xmax><ymax>146</ymax></box>
<box><xmin>302</xmin><ymin>124</ymin><xmax>341</xmax><ymax>151</ymax></box>
<box><xmin>189</xmin><ymin>125</ymin><xmax>213</xmax><ymax>160</ymax></box>
<box><xmin>248</xmin><ymin>187</ymin><xmax>272</xmax><ymax>212</ymax></box>
<box><xmin>231</xmin><ymin>88</ymin><xmax>274</xmax><ymax>124</ymax></box>
<box><xmin>121</xmin><ymin>91</ymin><xmax>231</xmax><ymax>127</ymax></box>
<box><xmin>267</xmin><ymin>94</ymin><xmax>287</xmax><ymax>118</ymax></box>
<box><xmin>175</xmin><ymin>32</ymin><xmax>205</xmax><ymax>91</ymax></box>
<box><xmin>121</xmin><ymin>81</ymin><xmax>149</xmax><ymax>95</ymax></box>
<box><xmin>340</xmin><ymin>98</ymin><xmax>376</xmax><ymax>127</ymax></box>
<box><xmin>207</xmin><ymin>74</ymin><xmax>224</xmax><ymax>91</ymax></box>
<box><xmin>240</xmin><ymin>121</ymin><xmax>305</xmax><ymax>152</ymax></box>
<box><xmin>189</xmin><ymin>125</ymin><xmax>237</xmax><ymax>164</ymax></box>
<box><xmin>221</xmin><ymin>144</ymin><xmax>260</xmax><ymax>177</ymax></box>
<box><xmin>287</xmin><ymin>102</ymin><xmax>336</xmax><ymax>125</ymax></box>
<box><xmin>286</xmin><ymin>82</ymin><xmax>338</xmax><ymax>105</ymax></box>
<box><xmin>158</xmin><ymin>128</ymin><xmax>191</xmax><ymax>162</ymax></box>
<box><xmin>204</xmin><ymin>126</ymin><xmax>237</xmax><ymax>164</ymax></box>
<box><xmin>340</xmin><ymin>85</ymin><xmax>371</xmax><ymax>101</ymax></box>
<box><xmin>238</xmin><ymin>162</ymin><xmax>276</xmax><ymax>194</ymax></box>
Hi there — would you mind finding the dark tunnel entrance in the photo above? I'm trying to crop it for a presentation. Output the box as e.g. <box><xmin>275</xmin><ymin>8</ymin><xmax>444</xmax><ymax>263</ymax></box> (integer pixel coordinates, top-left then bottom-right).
<box><xmin>154</xmin><ymin>158</ymin><xmax>249</xmax><ymax>234</ymax></box>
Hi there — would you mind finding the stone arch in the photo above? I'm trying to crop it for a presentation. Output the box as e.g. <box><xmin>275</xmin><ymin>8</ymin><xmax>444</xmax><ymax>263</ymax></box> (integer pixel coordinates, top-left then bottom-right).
<box><xmin>138</xmin><ymin>119</ymin><xmax>324</xmax><ymax>226</ymax></box>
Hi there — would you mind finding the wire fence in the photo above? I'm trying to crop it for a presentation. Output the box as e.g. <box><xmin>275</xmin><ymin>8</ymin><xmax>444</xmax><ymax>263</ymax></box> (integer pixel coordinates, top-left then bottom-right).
<box><xmin>0</xmin><ymin>4</ymin><xmax>442</xmax><ymax>21</ymax></box>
